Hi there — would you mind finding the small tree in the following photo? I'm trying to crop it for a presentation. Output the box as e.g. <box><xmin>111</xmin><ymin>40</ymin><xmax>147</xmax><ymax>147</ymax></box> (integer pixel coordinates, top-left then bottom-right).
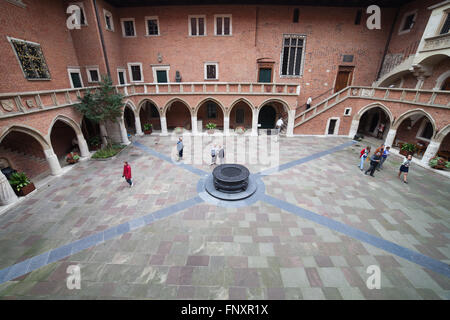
<box><xmin>75</xmin><ymin>75</ymin><xmax>124</xmax><ymax>146</ymax></box>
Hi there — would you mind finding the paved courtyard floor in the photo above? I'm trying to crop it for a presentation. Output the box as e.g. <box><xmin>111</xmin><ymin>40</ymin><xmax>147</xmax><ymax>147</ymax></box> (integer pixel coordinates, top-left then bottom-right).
<box><xmin>0</xmin><ymin>134</ymin><xmax>449</xmax><ymax>300</ymax></box>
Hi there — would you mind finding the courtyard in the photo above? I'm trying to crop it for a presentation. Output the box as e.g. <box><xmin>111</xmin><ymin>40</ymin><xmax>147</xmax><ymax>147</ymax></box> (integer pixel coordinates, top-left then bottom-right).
<box><xmin>0</xmin><ymin>134</ymin><xmax>449</xmax><ymax>300</ymax></box>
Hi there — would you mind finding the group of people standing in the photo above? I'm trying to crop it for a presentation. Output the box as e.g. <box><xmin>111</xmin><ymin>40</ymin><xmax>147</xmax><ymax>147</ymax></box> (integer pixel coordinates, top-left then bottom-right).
<box><xmin>359</xmin><ymin>143</ymin><xmax>412</xmax><ymax>183</ymax></box>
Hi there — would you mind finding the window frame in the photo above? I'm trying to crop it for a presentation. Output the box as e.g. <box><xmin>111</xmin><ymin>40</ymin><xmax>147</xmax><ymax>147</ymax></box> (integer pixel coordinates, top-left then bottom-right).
<box><xmin>204</xmin><ymin>62</ymin><xmax>219</xmax><ymax>80</ymax></box>
<box><xmin>117</xmin><ymin>68</ymin><xmax>127</xmax><ymax>85</ymax></box>
<box><xmin>86</xmin><ymin>66</ymin><xmax>100</xmax><ymax>83</ymax></box>
<box><xmin>214</xmin><ymin>14</ymin><xmax>232</xmax><ymax>36</ymax></box>
<box><xmin>325</xmin><ymin>117</ymin><xmax>340</xmax><ymax>135</ymax></box>
<box><xmin>67</xmin><ymin>67</ymin><xmax>84</xmax><ymax>88</ymax></box>
<box><xmin>103</xmin><ymin>9</ymin><xmax>114</xmax><ymax>32</ymax></box>
<box><xmin>279</xmin><ymin>34</ymin><xmax>306</xmax><ymax>78</ymax></box>
<box><xmin>145</xmin><ymin>16</ymin><xmax>160</xmax><ymax>36</ymax></box>
<box><xmin>438</xmin><ymin>11</ymin><xmax>450</xmax><ymax>35</ymax></box>
<box><xmin>127</xmin><ymin>62</ymin><xmax>144</xmax><ymax>83</ymax></box>
<box><xmin>398</xmin><ymin>10</ymin><xmax>418</xmax><ymax>35</ymax></box>
<box><xmin>207</xmin><ymin>102</ymin><xmax>218</xmax><ymax>119</ymax></box>
<box><xmin>151</xmin><ymin>65</ymin><xmax>170</xmax><ymax>83</ymax></box>
<box><xmin>188</xmin><ymin>15</ymin><xmax>207</xmax><ymax>36</ymax></box>
<box><xmin>121</xmin><ymin>18</ymin><xmax>136</xmax><ymax>37</ymax></box>
<box><xmin>8</xmin><ymin>36</ymin><xmax>51</xmax><ymax>81</ymax></box>
<box><xmin>343</xmin><ymin>107</ymin><xmax>352</xmax><ymax>117</ymax></box>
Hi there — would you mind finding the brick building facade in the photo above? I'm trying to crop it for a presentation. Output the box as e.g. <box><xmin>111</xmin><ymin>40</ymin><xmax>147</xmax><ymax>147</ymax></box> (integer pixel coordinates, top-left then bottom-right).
<box><xmin>0</xmin><ymin>0</ymin><xmax>449</xmax><ymax>180</ymax></box>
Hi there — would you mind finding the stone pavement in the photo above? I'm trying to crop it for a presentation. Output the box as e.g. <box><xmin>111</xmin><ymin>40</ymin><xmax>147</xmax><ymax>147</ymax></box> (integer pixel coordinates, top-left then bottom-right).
<box><xmin>0</xmin><ymin>134</ymin><xmax>449</xmax><ymax>299</ymax></box>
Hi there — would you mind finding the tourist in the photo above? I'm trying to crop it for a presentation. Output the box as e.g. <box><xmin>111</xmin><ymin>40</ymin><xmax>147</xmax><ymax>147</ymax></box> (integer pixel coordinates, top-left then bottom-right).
<box><xmin>377</xmin><ymin>123</ymin><xmax>385</xmax><ymax>139</ymax></box>
<box><xmin>365</xmin><ymin>151</ymin><xmax>382</xmax><ymax>177</ymax></box>
<box><xmin>275</xmin><ymin>117</ymin><xmax>283</xmax><ymax>142</ymax></box>
<box><xmin>218</xmin><ymin>144</ymin><xmax>225</xmax><ymax>165</ymax></box>
<box><xmin>379</xmin><ymin>146</ymin><xmax>390</xmax><ymax>169</ymax></box>
<box><xmin>306</xmin><ymin>96</ymin><xmax>312</xmax><ymax>110</ymax></box>
<box><xmin>177</xmin><ymin>137</ymin><xmax>183</xmax><ymax>161</ymax></box>
<box><xmin>374</xmin><ymin>143</ymin><xmax>385</xmax><ymax>170</ymax></box>
<box><xmin>398</xmin><ymin>154</ymin><xmax>412</xmax><ymax>184</ymax></box>
<box><xmin>122</xmin><ymin>161</ymin><xmax>133</xmax><ymax>187</ymax></box>
<box><xmin>210</xmin><ymin>143</ymin><xmax>217</xmax><ymax>165</ymax></box>
<box><xmin>359</xmin><ymin>146</ymin><xmax>371</xmax><ymax>171</ymax></box>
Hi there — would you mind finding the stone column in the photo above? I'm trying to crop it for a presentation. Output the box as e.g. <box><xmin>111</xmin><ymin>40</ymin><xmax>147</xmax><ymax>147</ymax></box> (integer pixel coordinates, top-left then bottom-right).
<box><xmin>160</xmin><ymin>116</ymin><xmax>168</xmax><ymax>136</ymax></box>
<box><xmin>0</xmin><ymin>171</ymin><xmax>18</xmax><ymax>206</ymax></box>
<box><xmin>286</xmin><ymin>110</ymin><xmax>295</xmax><ymax>137</ymax></box>
<box><xmin>99</xmin><ymin>122</ymin><xmax>108</xmax><ymax>147</ymax></box>
<box><xmin>135</xmin><ymin>116</ymin><xmax>144</xmax><ymax>136</ymax></box>
<box><xmin>384</xmin><ymin>128</ymin><xmax>397</xmax><ymax>147</ymax></box>
<box><xmin>421</xmin><ymin>139</ymin><xmax>440</xmax><ymax>165</ymax></box>
<box><xmin>76</xmin><ymin>134</ymin><xmax>90</xmax><ymax>158</ymax></box>
<box><xmin>348</xmin><ymin>119</ymin><xmax>359</xmax><ymax>139</ymax></box>
<box><xmin>118</xmin><ymin>118</ymin><xmax>130</xmax><ymax>145</ymax></box>
<box><xmin>224</xmin><ymin>116</ymin><xmax>230</xmax><ymax>136</ymax></box>
<box><xmin>251</xmin><ymin>109</ymin><xmax>258</xmax><ymax>136</ymax></box>
<box><xmin>44</xmin><ymin>148</ymin><xmax>62</xmax><ymax>176</ymax></box>
<box><xmin>191</xmin><ymin>116</ymin><xmax>198</xmax><ymax>135</ymax></box>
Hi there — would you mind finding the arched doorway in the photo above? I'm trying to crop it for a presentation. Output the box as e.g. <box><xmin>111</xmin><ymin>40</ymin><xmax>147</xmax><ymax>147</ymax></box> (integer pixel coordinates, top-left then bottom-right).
<box><xmin>124</xmin><ymin>105</ymin><xmax>136</xmax><ymax>134</ymax></box>
<box><xmin>0</xmin><ymin>129</ymin><xmax>50</xmax><ymax>179</ymax></box>
<box><xmin>139</xmin><ymin>101</ymin><xmax>161</xmax><ymax>131</ymax></box>
<box><xmin>196</xmin><ymin>100</ymin><xmax>224</xmax><ymax>131</ymax></box>
<box><xmin>258</xmin><ymin>105</ymin><xmax>277</xmax><ymax>129</ymax></box>
<box><xmin>392</xmin><ymin>110</ymin><xmax>436</xmax><ymax>159</ymax></box>
<box><xmin>230</xmin><ymin>100</ymin><xmax>253</xmax><ymax>131</ymax></box>
<box><xmin>81</xmin><ymin>116</ymin><xmax>101</xmax><ymax>150</ymax></box>
<box><xmin>50</xmin><ymin>120</ymin><xmax>78</xmax><ymax>163</ymax></box>
<box><xmin>356</xmin><ymin>106</ymin><xmax>391</xmax><ymax>140</ymax></box>
<box><xmin>165</xmin><ymin>100</ymin><xmax>191</xmax><ymax>130</ymax></box>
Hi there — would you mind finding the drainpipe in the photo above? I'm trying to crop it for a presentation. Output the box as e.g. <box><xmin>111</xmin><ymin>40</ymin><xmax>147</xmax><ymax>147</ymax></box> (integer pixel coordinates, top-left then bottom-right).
<box><xmin>93</xmin><ymin>0</ymin><xmax>111</xmax><ymax>79</ymax></box>
<box><xmin>376</xmin><ymin>7</ymin><xmax>400</xmax><ymax>81</ymax></box>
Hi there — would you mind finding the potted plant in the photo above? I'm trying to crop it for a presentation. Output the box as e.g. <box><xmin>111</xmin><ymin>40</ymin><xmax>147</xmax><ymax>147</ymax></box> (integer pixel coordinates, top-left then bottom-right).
<box><xmin>8</xmin><ymin>172</ymin><xmax>35</xmax><ymax>197</ymax></box>
<box><xmin>88</xmin><ymin>136</ymin><xmax>101</xmax><ymax>150</ymax></box>
<box><xmin>174</xmin><ymin>127</ymin><xmax>183</xmax><ymax>135</ymax></box>
<box><xmin>400</xmin><ymin>143</ymin><xmax>416</xmax><ymax>156</ymax></box>
<box><xmin>235</xmin><ymin>126</ymin><xmax>246</xmax><ymax>135</ymax></box>
<box><xmin>66</xmin><ymin>151</ymin><xmax>81</xmax><ymax>164</ymax></box>
<box><xmin>429</xmin><ymin>156</ymin><xmax>447</xmax><ymax>170</ymax></box>
<box><xmin>143</xmin><ymin>123</ymin><xmax>153</xmax><ymax>135</ymax></box>
<box><xmin>206</xmin><ymin>122</ymin><xmax>217</xmax><ymax>134</ymax></box>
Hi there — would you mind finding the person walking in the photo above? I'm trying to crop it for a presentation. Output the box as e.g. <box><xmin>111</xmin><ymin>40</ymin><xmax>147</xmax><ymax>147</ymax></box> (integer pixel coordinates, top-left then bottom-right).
<box><xmin>359</xmin><ymin>146</ymin><xmax>371</xmax><ymax>171</ymax></box>
<box><xmin>365</xmin><ymin>151</ymin><xmax>382</xmax><ymax>177</ymax></box>
<box><xmin>275</xmin><ymin>117</ymin><xmax>284</xmax><ymax>143</ymax></box>
<box><xmin>210</xmin><ymin>143</ymin><xmax>217</xmax><ymax>165</ymax></box>
<box><xmin>398</xmin><ymin>154</ymin><xmax>412</xmax><ymax>184</ymax></box>
<box><xmin>374</xmin><ymin>143</ymin><xmax>385</xmax><ymax>170</ymax></box>
<box><xmin>306</xmin><ymin>96</ymin><xmax>312</xmax><ymax>110</ymax></box>
<box><xmin>122</xmin><ymin>161</ymin><xmax>133</xmax><ymax>187</ymax></box>
<box><xmin>379</xmin><ymin>146</ymin><xmax>390</xmax><ymax>169</ymax></box>
<box><xmin>218</xmin><ymin>144</ymin><xmax>225</xmax><ymax>165</ymax></box>
<box><xmin>377</xmin><ymin>123</ymin><xmax>385</xmax><ymax>139</ymax></box>
<box><xmin>176</xmin><ymin>137</ymin><xmax>183</xmax><ymax>161</ymax></box>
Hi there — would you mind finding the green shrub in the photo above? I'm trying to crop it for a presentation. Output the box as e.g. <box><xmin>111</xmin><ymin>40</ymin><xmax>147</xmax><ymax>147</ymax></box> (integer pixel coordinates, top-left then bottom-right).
<box><xmin>206</xmin><ymin>123</ymin><xmax>217</xmax><ymax>130</ymax></box>
<box><xmin>92</xmin><ymin>144</ymin><xmax>125</xmax><ymax>159</ymax></box>
<box><xmin>88</xmin><ymin>136</ymin><xmax>101</xmax><ymax>147</ymax></box>
<box><xmin>401</xmin><ymin>143</ymin><xmax>416</xmax><ymax>153</ymax></box>
<box><xmin>429</xmin><ymin>156</ymin><xmax>446</xmax><ymax>168</ymax></box>
<box><xmin>143</xmin><ymin>123</ymin><xmax>152</xmax><ymax>131</ymax></box>
<box><xmin>8</xmin><ymin>172</ymin><xmax>31</xmax><ymax>191</ymax></box>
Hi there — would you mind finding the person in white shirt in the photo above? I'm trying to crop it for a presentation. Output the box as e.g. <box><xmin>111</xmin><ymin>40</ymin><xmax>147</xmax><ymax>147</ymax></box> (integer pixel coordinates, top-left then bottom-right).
<box><xmin>218</xmin><ymin>145</ymin><xmax>225</xmax><ymax>164</ymax></box>
<box><xmin>306</xmin><ymin>97</ymin><xmax>312</xmax><ymax>110</ymax></box>
<box><xmin>210</xmin><ymin>143</ymin><xmax>217</xmax><ymax>165</ymax></box>
<box><xmin>398</xmin><ymin>154</ymin><xmax>412</xmax><ymax>184</ymax></box>
<box><xmin>275</xmin><ymin>117</ymin><xmax>283</xmax><ymax>143</ymax></box>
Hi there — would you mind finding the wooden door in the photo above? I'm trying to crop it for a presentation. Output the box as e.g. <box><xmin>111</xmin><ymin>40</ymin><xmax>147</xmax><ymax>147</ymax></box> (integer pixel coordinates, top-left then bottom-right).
<box><xmin>334</xmin><ymin>66</ymin><xmax>354</xmax><ymax>93</ymax></box>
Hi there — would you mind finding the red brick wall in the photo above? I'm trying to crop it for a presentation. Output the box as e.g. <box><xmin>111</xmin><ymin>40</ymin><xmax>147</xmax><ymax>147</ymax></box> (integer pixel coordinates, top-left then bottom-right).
<box><xmin>230</xmin><ymin>102</ymin><xmax>253</xmax><ymax>129</ymax></box>
<box><xmin>422</xmin><ymin>57</ymin><xmax>450</xmax><ymax>90</ymax></box>
<box><xmin>0</xmin><ymin>147</ymin><xmax>49</xmax><ymax>179</ymax></box>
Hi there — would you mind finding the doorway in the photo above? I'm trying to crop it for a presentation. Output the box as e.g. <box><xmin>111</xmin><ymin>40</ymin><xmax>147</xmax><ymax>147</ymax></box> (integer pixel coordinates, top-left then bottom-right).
<box><xmin>334</xmin><ymin>66</ymin><xmax>354</xmax><ymax>93</ymax></box>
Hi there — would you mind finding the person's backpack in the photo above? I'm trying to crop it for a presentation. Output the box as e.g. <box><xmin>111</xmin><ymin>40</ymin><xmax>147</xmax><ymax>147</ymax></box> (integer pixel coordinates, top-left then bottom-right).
<box><xmin>211</xmin><ymin>149</ymin><xmax>216</xmax><ymax>157</ymax></box>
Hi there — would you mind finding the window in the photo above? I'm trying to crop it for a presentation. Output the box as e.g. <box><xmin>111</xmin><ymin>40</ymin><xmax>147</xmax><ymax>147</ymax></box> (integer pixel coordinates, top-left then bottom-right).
<box><xmin>204</xmin><ymin>63</ymin><xmax>218</xmax><ymax>80</ymax></box>
<box><xmin>145</xmin><ymin>16</ymin><xmax>159</xmax><ymax>36</ymax></box>
<box><xmin>258</xmin><ymin>68</ymin><xmax>272</xmax><ymax>83</ymax></box>
<box><xmin>117</xmin><ymin>68</ymin><xmax>127</xmax><ymax>85</ymax></box>
<box><xmin>440</xmin><ymin>13</ymin><xmax>450</xmax><ymax>35</ymax></box>
<box><xmin>215</xmin><ymin>15</ymin><xmax>231</xmax><ymax>35</ymax></box>
<box><xmin>121</xmin><ymin>18</ymin><xmax>136</xmax><ymax>37</ymax></box>
<box><xmin>280</xmin><ymin>34</ymin><xmax>305</xmax><ymax>77</ymax></box>
<box><xmin>355</xmin><ymin>9</ymin><xmax>362</xmax><ymax>25</ymax></box>
<box><xmin>8</xmin><ymin>37</ymin><xmax>51</xmax><ymax>80</ymax></box>
<box><xmin>67</xmin><ymin>68</ymin><xmax>83</xmax><ymax>88</ymax></box>
<box><xmin>152</xmin><ymin>65</ymin><xmax>170</xmax><ymax>83</ymax></box>
<box><xmin>293</xmin><ymin>8</ymin><xmax>299</xmax><ymax>23</ymax></box>
<box><xmin>326</xmin><ymin>118</ymin><xmax>340</xmax><ymax>135</ymax></box>
<box><xmin>398</xmin><ymin>11</ymin><xmax>417</xmax><ymax>34</ymax></box>
<box><xmin>344</xmin><ymin>108</ymin><xmax>352</xmax><ymax>116</ymax></box>
<box><xmin>128</xmin><ymin>63</ymin><xmax>143</xmax><ymax>82</ymax></box>
<box><xmin>86</xmin><ymin>67</ymin><xmax>100</xmax><ymax>82</ymax></box>
<box><xmin>104</xmin><ymin>9</ymin><xmax>114</xmax><ymax>31</ymax></box>
<box><xmin>189</xmin><ymin>15</ymin><xmax>206</xmax><ymax>36</ymax></box>
<box><xmin>207</xmin><ymin>103</ymin><xmax>217</xmax><ymax>119</ymax></box>
<box><xmin>236</xmin><ymin>107</ymin><xmax>244</xmax><ymax>124</ymax></box>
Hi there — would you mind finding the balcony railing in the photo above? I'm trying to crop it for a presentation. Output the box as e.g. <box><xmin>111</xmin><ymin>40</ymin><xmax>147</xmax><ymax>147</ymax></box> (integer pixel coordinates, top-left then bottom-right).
<box><xmin>115</xmin><ymin>82</ymin><xmax>300</xmax><ymax>96</ymax></box>
<box><xmin>0</xmin><ymin>82</ymin><xmax>300</xmax><ymax>119</ymax></box>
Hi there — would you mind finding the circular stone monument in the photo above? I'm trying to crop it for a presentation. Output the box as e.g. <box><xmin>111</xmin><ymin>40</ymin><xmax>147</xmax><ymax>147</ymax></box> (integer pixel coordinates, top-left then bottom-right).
<box><xmin>205</xmin><ymin>164</ymin><xmax>257</xmax><ymax>201</ymax></box>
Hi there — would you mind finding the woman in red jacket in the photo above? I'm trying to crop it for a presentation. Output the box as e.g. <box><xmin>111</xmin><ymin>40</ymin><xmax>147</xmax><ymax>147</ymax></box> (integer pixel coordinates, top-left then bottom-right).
<box><xmin>122</xmin><ymin>161</ymin><xmax>133</xmax><ymax>187</ymax></box>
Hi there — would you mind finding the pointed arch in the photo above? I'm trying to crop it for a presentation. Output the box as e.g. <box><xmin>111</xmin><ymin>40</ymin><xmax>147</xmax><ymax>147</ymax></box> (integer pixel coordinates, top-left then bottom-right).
<box><xmin>436</xmin><ymin>124</ymin><xmax>450</xmax><ymax>143</ymax></box>
<box><xmin>229</xmin><ymin>98</ymin><xmax>255</xmax><ymax>116</ymax></box>
<box><xmin>48</xmin><ymin>114</ymin><xmax>83</xmax><ymax>137</ymax></box>
<box><xmin>392</xmin><ymin>108</ymin><xmax>437</xmax><ymax>134</ymax></box>
<box><xmin>354</xmin><ymin>102</ymin><xmax>394</xmax><ymax>125</ymax></box>
<box><xmin>0</xmin><ymin>124</ymin><xmax>51</xmax><ymax>150</ymax></box>
<box><xmin>123</xmin><ymin>99</ymin><xmax>138</xmax><ymax>117</ymax></box>
<box><xmin>194</xmin><ymin>97</ymin><xmax>226</xmax><ymax>117</ymax></box>
<box><xmin>162</xmin><ymin>97</ymin><xmax>192</xmax><ymax>117</ymax></box>
<box><xmin>137</xmin><ymin>98</ymin><xmax>160</xmax><ymax>116</ymax></box>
